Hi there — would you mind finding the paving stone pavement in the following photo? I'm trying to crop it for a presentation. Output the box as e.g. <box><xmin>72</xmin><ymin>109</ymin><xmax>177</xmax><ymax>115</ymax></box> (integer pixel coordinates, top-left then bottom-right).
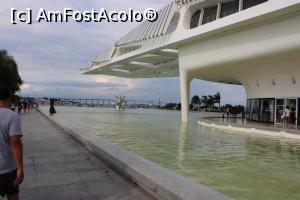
<box><xmin>0</xmin><ymin>110</ymin><xmax>153</xmax><ymax>200</ymax></box>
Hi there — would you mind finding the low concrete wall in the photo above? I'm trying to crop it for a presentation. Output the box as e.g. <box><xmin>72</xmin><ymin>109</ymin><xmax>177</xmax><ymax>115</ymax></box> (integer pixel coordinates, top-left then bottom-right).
<box><xmin>37</xmin><ymin>108</ymin><xmax>232</xmax><ymax>200</ymax></box>
<box><xmin>199</xmin><ymin>120</ymin><xmax>300</xmax><ymax>140</ymax></box>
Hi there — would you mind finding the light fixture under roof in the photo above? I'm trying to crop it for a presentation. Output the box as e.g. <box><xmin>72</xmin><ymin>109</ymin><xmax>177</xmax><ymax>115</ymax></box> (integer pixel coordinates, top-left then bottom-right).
<box><xmin>111</xmin><ymin>69</ymin><xmax>131</xmax><ymax>73</ymax></box>
<box><xmin>130</xmin><ymin>61</ymin><xmax>154</xmax><ymax>67</ymax></box>
<box><xmin>160</xmin><ymin>49</ymin><xmax>178</xmax><ymax>54</ymax></box>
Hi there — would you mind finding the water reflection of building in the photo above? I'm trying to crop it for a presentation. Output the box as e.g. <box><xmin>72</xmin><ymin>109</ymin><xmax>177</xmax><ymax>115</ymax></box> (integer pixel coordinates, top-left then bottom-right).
<box><xmin>177</xmin><ymin>123</ymin><xmax>189</xmax><ymax>169</ymax></box>
<box><xmin>244</xmin><ymin>136</ymin><xmax>300</xmax><ymax>163</ymax></box>
<box><xmin>83</xmin><ymin>0</ymin><xmax>300</xmax><ymax>125</ymax></box>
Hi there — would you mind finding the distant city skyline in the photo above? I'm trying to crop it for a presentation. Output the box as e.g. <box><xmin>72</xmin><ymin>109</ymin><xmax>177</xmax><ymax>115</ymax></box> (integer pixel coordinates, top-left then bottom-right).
<box><xmin>0</xmin><ymin>0</ymin><xmax>246</xmax><ymax>105</ymax></box>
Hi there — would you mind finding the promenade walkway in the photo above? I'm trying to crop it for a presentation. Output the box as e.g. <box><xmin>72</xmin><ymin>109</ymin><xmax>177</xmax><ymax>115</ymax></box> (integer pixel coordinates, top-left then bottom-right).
<box><xmin>13</xmin><ymin>111</ymin><xmax>153</xmax><ymax>200</ymax></box>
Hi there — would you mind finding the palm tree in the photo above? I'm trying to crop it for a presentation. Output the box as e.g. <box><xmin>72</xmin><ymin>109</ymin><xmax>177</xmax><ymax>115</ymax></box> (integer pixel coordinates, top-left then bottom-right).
<box><xmin>214</xmin><ymin>92</ymin><xmax>221</xmax><ymax>108</ymax></box>
<box><xmin>190</xmin><ymin>95</ymin><xmax>200</xmax><ymax>110</ymax></box>
<box><xmin>207</xmin><ymin>95</ymin><xmax>214</xmax><ymax>108</ymax></box>
<box><xmin>200</xmin><ymin>95</ymin><xmax>208</xmax><ymax>108</ymax></box>
<box><xmin>0</xmin><ymin>50</ymin><xmax>23</xmax><ymax>94</ymax></box>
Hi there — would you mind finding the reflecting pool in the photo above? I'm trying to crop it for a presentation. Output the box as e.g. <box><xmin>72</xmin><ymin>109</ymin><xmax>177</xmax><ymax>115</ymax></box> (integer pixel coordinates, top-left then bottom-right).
<box><xmin>41</xmin><ymin>106</ymin><xmax>300</xmax><ymax>200</ymax></box>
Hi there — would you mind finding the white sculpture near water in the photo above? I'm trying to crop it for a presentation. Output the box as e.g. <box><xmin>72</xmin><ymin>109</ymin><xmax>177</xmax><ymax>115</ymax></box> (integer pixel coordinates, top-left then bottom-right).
<box><xmin>115</xmin><ymin>96</ymin><xmax>126</xmax><ymax>110</ymax></box>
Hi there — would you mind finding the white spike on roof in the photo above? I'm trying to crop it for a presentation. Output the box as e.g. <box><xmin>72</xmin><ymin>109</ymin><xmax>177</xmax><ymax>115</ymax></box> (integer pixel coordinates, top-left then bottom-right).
<box><xmin>174</xmin><ymin>0</ymin><xmax>194</xmax><ymax>5</ymax></box>
<box><xmin>115</xmin><ymin>2</ymin><xmax>175</xmax><ymax>46</ymax></box>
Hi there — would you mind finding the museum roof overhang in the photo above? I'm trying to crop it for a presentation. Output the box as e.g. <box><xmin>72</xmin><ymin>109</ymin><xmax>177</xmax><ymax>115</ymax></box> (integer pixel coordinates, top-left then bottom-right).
<box><xmin>83</xmin><ymin>46</ymin><xmax>180</xmax><ymax>78</ymax></box>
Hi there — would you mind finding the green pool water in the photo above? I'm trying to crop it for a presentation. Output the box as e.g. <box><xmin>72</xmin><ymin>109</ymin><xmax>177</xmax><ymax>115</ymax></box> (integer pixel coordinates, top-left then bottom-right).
<box><xmin>41</xmin><ymin>106</ymin><xmax>300</xmax><ymax>200</ymax></box>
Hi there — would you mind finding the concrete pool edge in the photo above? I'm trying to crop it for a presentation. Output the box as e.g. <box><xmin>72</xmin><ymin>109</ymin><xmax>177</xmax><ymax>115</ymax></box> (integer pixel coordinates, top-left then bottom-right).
<box><xmin>36</xmin><ymin>108</ymin><xmax>232</xmax><ymax>200</ymax></box>
<box><xmin>198</xmin><ymin>120</ymin><xmax>300</xmax><ymax>140</ymax></box>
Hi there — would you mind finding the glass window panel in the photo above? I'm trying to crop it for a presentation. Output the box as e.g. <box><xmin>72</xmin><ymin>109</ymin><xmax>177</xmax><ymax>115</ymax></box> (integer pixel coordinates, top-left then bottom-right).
<box><xmin>276</xmin><ymin>99</ymin><xmax>284</xmax><ymax>106</ymax></box>
<box><xmin>220</xmin><ymin>0</ymin><xmax>239</xmax><ymax>18</ymax></box>
<box><xmin>276</xmin><ymin>105</ymin><xmax>284</xmax><ymax>124</ymax></box>
<box><xmin>287</xmin><ymin>99</ymin><xmax>296</xmax><ymax>110</ymax></box>
<box><xmin>246</xmin><ymin>99</ymin><xmax>251</xmax><ymax>113</ymax></box>
<box><xmin>260</xmin><ymin>99</ymin><xmax>274</xmax><ymax>123</ymax></box>
<box><xmin>297</xmin><ymin>98</ymin><xmax>300</xmax><ymax>126</ymax></box>
<box><xmin>246</xmin><ymin>99</ymin><xmax>251</xmax><ymax>119</ymax></box>
<box><xmin>190</xmin><ymin>10</ymin><xmax>201</xmax><ymax>29</ymax></box>
<box><xmin>243</xmin><ymin>0</ymin><xmax>268</xmax><ymax>10</ymax></box>
<box><xmin>275</xmin><ymin>99</ymin><xmax>284</xmax><ymax>124</ymax></box>
<box><xmin>202</xmin><ymin>6</ymin><xmax>218</xmax><ymax>25</ymax></box>
<box><xmin>287</xmin><ymin>99</ymin><xmax>297</xmax><ymax>126</ymax></box>
<box><xmin>250</xmin><ymin>99</ymin><xmax>260</xmax><ymax>121</ymax></box>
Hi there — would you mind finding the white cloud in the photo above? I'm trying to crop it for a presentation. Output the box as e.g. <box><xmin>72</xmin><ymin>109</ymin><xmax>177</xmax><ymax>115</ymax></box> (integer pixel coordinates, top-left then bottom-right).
<box><xmin>0</xmin><ymin>0</ymin><xmax>246</xmax><ymax>104</ymax></box>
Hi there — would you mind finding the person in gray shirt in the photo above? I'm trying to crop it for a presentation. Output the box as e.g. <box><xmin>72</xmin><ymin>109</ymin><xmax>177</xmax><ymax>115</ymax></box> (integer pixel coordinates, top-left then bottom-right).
<box><xmin>0</xmin><ymin>86</ymin><xmax>23</xmax><ymax>200</ymax></box>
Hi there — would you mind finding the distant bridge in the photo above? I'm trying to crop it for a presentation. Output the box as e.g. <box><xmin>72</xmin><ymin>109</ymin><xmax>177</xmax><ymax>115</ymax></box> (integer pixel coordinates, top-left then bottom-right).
<box><xmin>40</xmin><ymin>98</ymin><xmax>168</xmax><ymax>109</ymax></box>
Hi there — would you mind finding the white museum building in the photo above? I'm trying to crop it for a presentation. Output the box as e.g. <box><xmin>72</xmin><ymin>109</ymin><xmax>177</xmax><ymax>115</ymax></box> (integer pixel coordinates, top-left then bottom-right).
<box><xmin>82</xmin><ymin>0</ymin><xmax>300</xmax><ymax>125</ymax></box>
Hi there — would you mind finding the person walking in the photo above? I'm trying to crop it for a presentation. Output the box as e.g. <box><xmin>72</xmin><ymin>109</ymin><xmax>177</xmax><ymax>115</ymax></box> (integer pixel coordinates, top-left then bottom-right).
<box><xmin>49</xmin><ymin>99</ymin><xmax>56</xmax><ymax>116</ymax></box>
<box><xmin>27</xmin><ymin>101</ymin><xmax>32</xmax><ymax>112</ymax></box>
<box><xmin>30</xmin><ymin>101</ymin><xmax>34</xmax><ymax>110</ymax></box>
<box><xmin>226</xmin><ymin>107</ymin><xmax>230</xmax><ymax>118</ymax></box>
<box><xmin>17</xmin><ymin>102</ymin><xmax>22</xmax><ymax>115</ymax></box>
<box><xmin>290</xmin><ymin>107</ymin><xmax>296</xmax><ymax>126</ymax></box>
<box><xmin>22</xmin><ymin>101</ymin><xmax>27</xmax><ymax>114</ymax></box>
<box><xmin>283</xmin><ymin>106</ymin><xmax>290</xmax><ymax>125</ymax></box>
<box><xmin>0</xmin><ymin>86</ymin><xmax>24</xmax><ymax>200</ymax></box>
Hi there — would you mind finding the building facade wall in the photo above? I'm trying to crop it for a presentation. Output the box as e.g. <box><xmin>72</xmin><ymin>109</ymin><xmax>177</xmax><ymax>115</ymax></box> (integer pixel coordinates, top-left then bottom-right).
<box><xmin>178</xmin><ymin>11</ymin><xmax>300</xmax><ymax>123</ymax></box>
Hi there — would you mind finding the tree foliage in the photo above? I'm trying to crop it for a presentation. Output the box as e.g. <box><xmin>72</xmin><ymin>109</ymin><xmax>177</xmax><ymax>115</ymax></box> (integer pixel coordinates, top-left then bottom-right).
<box><xmin>0</xmin><ymin>50</ymin><xmax>23</xmax><ymax>94</ymax></box>
<box><xmin>221</xmin><ymin>104</ymin><xmax>245</xmax><ymax>115</ymax></box>
<box><xmin>191</xmin><ymin>95</ymin><xmax>200</xmax><ymax>106</ymax></box>
<box><xmin>163</xmin><ymin>103</ymin><xmax>178</xmax><ymax>110</ymax></box>
<box><xmin>190</xmin><ymin>92</ymin><xmax>221</xmax><ymax>110</ymax></box>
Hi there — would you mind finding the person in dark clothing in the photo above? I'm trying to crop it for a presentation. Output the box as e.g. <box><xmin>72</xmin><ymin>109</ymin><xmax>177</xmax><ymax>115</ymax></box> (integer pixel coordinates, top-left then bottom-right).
<box><xmin>22</xmin><ymin>101</ymin><xmax>27</xmax><ymax>114</ymax></box>
<box><xmin>17</xmin><ymin>102</ymin><xmax>22</xmax><ymax>115</ymax></box>
<box><xmin>49</xmin><ymin>99</ymin><xmax>56</xmax><ymax>116</ymax></box>
<box><xmin>290</xmin><ymin>107</ymin><xmax>296</xmax><ymax>126</ymax></box>
<box><xmin>226</xmin><ymin>107</ymin><xmax>230</xmax><ymax>118</ymax></box>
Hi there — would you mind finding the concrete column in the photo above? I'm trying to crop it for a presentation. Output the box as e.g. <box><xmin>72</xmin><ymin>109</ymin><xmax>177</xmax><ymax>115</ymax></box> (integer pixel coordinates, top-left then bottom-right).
<box><xmin>239</xmin><ymin>0</ymin><xmax>243</xmax><ymax>11</ymax></box>
<box><xmin>180</xmin><ymin>69</ymin><xmax>191</xmax><ymax>122</ymax></box>
<box><xmin>217</xmin><ymin>1</ymin><xmax>222</xmax><ymax>19</ymax></box>
<box><xmin>199</xmin><ymin>8</ymin><xmax>205</xmax><ymax>26</ymax></box>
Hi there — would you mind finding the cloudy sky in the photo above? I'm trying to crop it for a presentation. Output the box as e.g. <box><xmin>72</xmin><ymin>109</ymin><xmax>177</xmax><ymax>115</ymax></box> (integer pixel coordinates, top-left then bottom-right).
<box><xmin>0</xmin><ymin>0</ymin><xmax>246</xmax><ymax>104</ymax></box>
